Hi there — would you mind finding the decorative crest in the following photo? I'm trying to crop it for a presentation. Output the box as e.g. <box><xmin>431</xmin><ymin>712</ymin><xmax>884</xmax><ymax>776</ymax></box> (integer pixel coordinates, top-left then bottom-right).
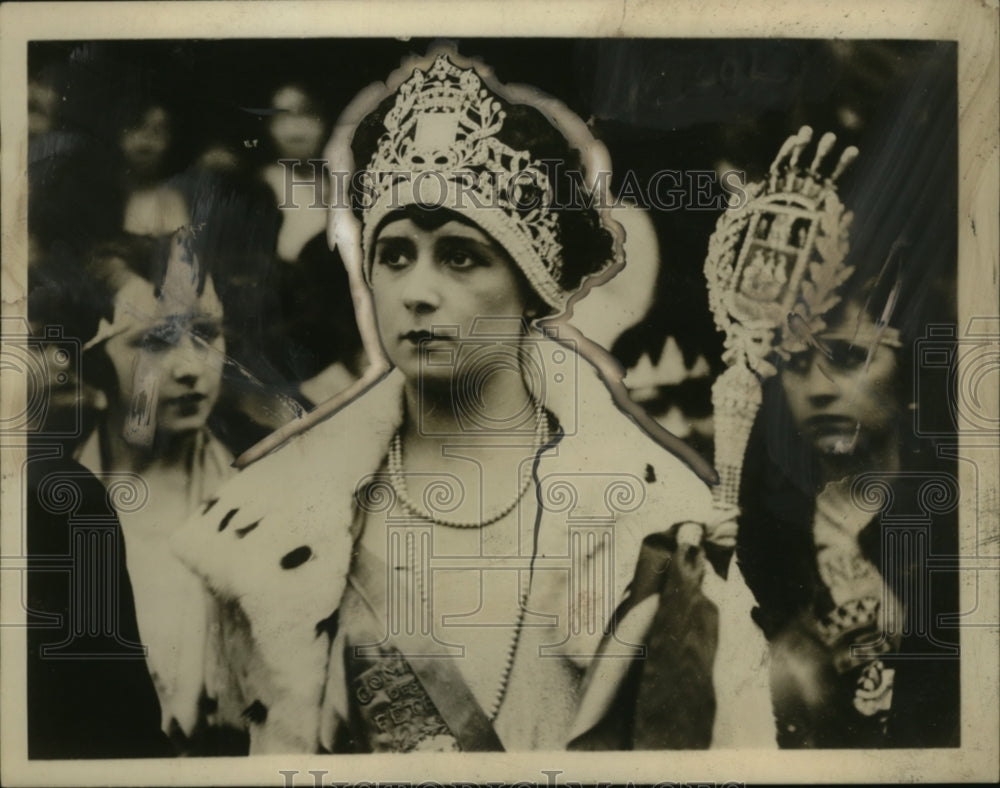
<box><xmin>705</xmin><ymin>126</ymin><xmax>858</xmax><ymax>377</ymax></box>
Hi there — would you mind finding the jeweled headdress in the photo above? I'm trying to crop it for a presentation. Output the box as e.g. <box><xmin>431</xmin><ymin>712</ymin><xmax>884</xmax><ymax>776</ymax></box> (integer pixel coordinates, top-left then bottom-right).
<box><xmin>704</xmin><ymin>127</ymin><xmax>858</xmax><ymax>537</ymax></box>
<box><xmin>327</xmin><ymin>48</ymin><xmax>617</xmax><ymax>312</ymax></box>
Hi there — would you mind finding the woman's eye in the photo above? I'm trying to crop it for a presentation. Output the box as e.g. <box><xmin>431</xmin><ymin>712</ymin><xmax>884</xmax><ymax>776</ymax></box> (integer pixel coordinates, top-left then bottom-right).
<box><xmin>444</xmin><ymin>251</ymin><xmax>477</xmax><ymax>269</ymax></box>
<box><xmin>786</xmin><ymin>352</ymin><xmax>812</xmax><ymax>374</ymax></box>
<box><xmin>139</xmin><ymin>332</ymin><xmax>172</xmax><ymax>353</ymax></box>
<box><xmin>192</xmin><ymin>322</ymin><xmax>222</xmax><ymax>343</ymax></box>
<box><xmin>440</xmin><ymin>242</ymin><xmax>486</xmax><ymax>270</ymax></box>
<box><xmin>827</xmin><ymin>341</ymin><xmax>868</xmax><ymax>370</ymax></box>
<box><xmin>375</xmin><ymin>244</ymin><xmax>411</xmax><ymax>269</ymax></box>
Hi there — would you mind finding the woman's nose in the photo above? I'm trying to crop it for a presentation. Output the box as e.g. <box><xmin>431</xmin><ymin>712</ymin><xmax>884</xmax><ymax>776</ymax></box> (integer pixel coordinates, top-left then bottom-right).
<box><xmin>168</xmin><ymin>335</ymin><xmax>207</xmax><ymax>386</ymax></box>
<box><xmin>401</xmin><ymin>257</ymin><xmax>441</xmax><ymax>314</ymax></box>
<box><xmin>803</xmin><ymin>356</ymin><xmax>841</xmax><ymax>404</ymax></box>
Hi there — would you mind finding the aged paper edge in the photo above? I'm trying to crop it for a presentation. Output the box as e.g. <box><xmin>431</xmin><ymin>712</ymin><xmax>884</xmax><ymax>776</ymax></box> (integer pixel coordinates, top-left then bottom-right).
<box><xmin>1</xmin><ymin>0</ymin><xmax>997</xmax><ymax>785</ymax></box>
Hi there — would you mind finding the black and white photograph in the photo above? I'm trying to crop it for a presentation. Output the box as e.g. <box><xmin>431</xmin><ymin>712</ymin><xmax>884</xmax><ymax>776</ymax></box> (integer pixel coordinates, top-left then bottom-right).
<box><xmin>1</xmin><ymin>1</ymin><xmax>997</xmax><ymax>785</ymax></box>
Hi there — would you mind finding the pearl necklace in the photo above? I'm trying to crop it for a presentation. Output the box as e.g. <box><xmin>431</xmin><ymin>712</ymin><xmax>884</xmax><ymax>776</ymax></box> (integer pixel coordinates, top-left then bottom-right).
<box><xmin>394</xmin><ymin>399</ymin><xmax>546</xmax><ymax>722</ymax></box>
<box><xmin>407</xmin><ymin>533</ymin><xmax>530</xmax><ymax>721</ymax></box>
<box><xmin>388</xmin><ymin>398</ymin><xmax>548</xmax><ymax>528</ymax></box>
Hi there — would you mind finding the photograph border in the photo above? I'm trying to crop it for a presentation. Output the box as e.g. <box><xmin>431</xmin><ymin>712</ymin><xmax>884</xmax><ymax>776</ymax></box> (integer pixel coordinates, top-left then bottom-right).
<box><xmin>2</xmin><ymin>1</ymin><xmax>997</xmax><ymax>785</ymax></box>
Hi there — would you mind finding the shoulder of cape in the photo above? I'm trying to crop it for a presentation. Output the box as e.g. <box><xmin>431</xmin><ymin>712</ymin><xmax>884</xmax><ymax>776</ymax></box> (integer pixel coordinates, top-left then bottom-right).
<box><xmin>565</xmin><ymin>362</ymin><xmax>715</xmax><ymax>527</ymax></box>
<box><xmin>171</xmin><ymin>371</ymin><xmax>404</xmax><ymax>602</ymax></box>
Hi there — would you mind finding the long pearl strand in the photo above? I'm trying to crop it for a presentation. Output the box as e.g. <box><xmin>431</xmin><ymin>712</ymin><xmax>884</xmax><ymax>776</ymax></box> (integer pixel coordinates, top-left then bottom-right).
<box><xmin>395</xmin><ymin>397</ymin><xmax>547</xmax><ymax>721</ymax></box>
<box><xmin>407</xmin><ymin>533</ymin><xmax>530</xmax><ymax>721</ymax></box>
<box><xmin>388</xmin><ymin>398</ymin><xmax>548</xmax><ymax>528</ymax></box>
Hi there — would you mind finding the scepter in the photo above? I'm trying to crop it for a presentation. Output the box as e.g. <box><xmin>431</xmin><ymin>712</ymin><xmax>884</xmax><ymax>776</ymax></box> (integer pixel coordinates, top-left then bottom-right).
<box><xmin>704</xmin><ymin>126</ymin><xmax>858</xmax><ymax>547</ymax></box>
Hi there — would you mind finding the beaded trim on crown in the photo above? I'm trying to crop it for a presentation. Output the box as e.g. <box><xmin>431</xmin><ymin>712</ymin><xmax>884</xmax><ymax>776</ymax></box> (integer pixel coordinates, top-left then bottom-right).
<box><xmin>358</xmin><ymin>54</ymin><xmax>567</xmax><ymax>308</ymax></box>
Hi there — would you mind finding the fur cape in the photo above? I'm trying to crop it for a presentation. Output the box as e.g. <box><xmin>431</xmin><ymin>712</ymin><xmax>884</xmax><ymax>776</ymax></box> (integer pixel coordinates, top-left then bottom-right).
<box><xmin>173</xmin><ymin>343</ymin><xmax>772</xmax><ymax>752</ymax></box>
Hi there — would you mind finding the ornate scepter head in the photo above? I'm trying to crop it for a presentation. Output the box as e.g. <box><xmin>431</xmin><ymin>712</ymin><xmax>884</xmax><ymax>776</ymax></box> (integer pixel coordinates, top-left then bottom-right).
<box><xmin>704</xmin><ymin>127</ymin><xmax>858</xmax><ymax>542</ymax></box>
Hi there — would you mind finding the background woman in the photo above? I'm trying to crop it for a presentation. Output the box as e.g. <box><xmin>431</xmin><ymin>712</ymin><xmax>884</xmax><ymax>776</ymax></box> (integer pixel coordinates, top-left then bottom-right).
<box><xmin>736</xmin><ymin>255</ymin><xmax>960</xmax><ymax>747</ymax></box>
<box><xmin>78</xmin><ymin>229</ymin><xmax>239</xmax><ymax>753</ymax></box>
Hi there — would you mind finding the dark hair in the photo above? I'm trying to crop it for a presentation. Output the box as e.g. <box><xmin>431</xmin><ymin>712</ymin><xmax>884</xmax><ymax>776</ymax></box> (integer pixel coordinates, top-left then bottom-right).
<box><xmin>772</xmin><ymin>233</ymin><xmax>949</xmax><ymax>421</ymax></box>
<box><xmin>87</xmin><ymin>233</ymin><xmax>212</xmax><ymax>307</ymax></box>
<box><xmin>349</xmin><ymin>74</ymin><xmax>616</xmax><ymax>310</ymax></box>
<box><xmin>826</xmin><ymin>237</ymin><xmax>915</xmax><ymax>340</ymax></box>
<box><xmin>28</xmin><ymin>247</ymin><xmax>104</xmax><ymax>344</ymax></box>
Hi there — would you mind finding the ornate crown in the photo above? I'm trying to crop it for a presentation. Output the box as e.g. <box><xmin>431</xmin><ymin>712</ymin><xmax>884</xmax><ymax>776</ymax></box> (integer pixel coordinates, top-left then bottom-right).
<box><xmin>359</xmin><ymin>54</ymin><xmax>567</xmax><ymax>308</ymax></box>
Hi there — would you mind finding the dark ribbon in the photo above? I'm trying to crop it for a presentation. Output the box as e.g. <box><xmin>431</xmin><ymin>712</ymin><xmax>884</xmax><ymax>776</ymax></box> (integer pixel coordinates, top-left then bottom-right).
<box><xmin>570</xmin><ymin>530</ymin><xmax>720</xmax><ymax>750</ymax></box>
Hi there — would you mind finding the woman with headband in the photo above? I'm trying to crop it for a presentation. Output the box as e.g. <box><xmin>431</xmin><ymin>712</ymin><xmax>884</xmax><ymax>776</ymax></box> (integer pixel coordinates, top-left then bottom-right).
<box><xmin>77</xmin><ymin>229</ymin><xmax>237</xmax><ymax>754</ymax></box>
<box><xmin>174</xmin><ymin>48</ymin><xmax>768</xmax><ymax>753</ymax></box>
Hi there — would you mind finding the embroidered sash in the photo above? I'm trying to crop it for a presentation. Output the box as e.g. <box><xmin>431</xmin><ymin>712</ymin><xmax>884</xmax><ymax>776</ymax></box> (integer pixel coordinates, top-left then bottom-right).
<box><xmin>337</xmin><ymin>545</ymin><xmax>505</xmax><ymax>752</ymax></box>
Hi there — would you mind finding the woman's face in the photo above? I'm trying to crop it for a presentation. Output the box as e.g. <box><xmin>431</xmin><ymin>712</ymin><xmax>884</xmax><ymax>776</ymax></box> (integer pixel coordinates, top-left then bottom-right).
<box><xmin>779</xmin><ymin>302</ymin><xmax>901</xmax><ymax>457</ymax></box>
<box><xmin>28</xmin><ymin>78</ymin><xmax>59</xmax><ymax>137</ymax></box>
<box><xmin>103</xmin><ymin>272</ymin><xmax>225</xmax><ymax>438</ymax></box>
<box><xmin>268</xmin><ymin>85</ymin><xmax>325</xmax><ymax>161</ymax></box>
<box><xmin>369</xmin><ymin>215</ymin><xmax>531</xmax><ymax>385</ymax></box>
<box><xmin>120</xmin><ymin>106</ymin><xmax>172</xmax><ymax>177</ymax></box>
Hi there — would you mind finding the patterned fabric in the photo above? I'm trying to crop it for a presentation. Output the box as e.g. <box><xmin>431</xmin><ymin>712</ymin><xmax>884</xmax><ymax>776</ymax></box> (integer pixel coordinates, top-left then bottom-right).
<box><xmin>331</xmin><ymin>583</ymin><xmax>462</xmax><ymax>753</ymax></box>
<box><xmin>348</xmin><ymin>649</ymin><xmax>456</xmax><ymax>752</ymax></box>
<box><xmin>760</xmin><ymin>481</ymin><xmax>905</xmax><ymax>747</ymax></box>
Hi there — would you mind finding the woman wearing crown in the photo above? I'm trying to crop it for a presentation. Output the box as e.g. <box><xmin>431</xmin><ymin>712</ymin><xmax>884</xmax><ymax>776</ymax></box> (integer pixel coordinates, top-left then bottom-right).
<box><xmin>172</xmin><ymin>48</ymin><xmax>771</xmax><ymax>754</ymax></box>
